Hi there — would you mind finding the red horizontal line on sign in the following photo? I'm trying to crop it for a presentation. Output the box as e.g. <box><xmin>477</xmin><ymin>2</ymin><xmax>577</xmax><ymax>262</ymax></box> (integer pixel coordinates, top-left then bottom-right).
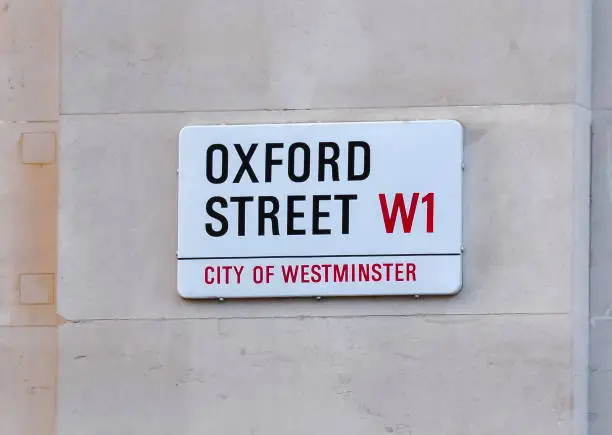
<box><xmin>178</xmin><ymin>253</ymin><xmax>461</xmax><ymax>260</ymax></box>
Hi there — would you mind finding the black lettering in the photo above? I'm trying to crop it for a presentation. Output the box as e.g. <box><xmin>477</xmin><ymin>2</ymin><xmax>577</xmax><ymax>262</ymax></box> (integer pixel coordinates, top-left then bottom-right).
<box><xmin>287</xmin><ymin>195</ymin><xmax>306</xmax><ymax>235</ymax></box>
<box><xmin>312</xmin><ymin>195</ymin><xmax>331</xmax><ymax>235</ymax></box>
<box><xmin>265</xmin><ymin>143</ymin><xmax>284</xmax><ymax>182</ymax></box>
<box><xmin>230</xmin><ymin>196</ymin><xmax>254</xmax><ymax>236</ymax></box>
<box><xmin>318</xmin><ymin>142</ymin><xmax>340</xmax><ymax>181</ymax></box>
<box><xmin>258</xmin><ymin>196</ymin><xmax>280</xmax><ymax>235</ymax></box>
<box><xmin>334</xmin><ymin>194</ymin><xmax>358</xmax><ymax>234</ymax></box>
<box><xmin>348</xmin><ymin>141</ymin><xmax>371</xmax><ymax>181</ymax></box>
<box><xmin>233</xmin><ymin>144</ymin><xmax>259</xmax><ymax>183</ymax></box>
<box><xmin>206</xmin><ymin>144</ymin><xmax>228</xmax><ymax>184</ymax></box>
<box><xmin>205</xmin><ymin>196</ymin><xmax>228</xmax><ymax>237</ymax></box>
<box><xmin>288</xmin><ymin>142</ymin><xmax>310</xmax><ymax>183</ymax></box>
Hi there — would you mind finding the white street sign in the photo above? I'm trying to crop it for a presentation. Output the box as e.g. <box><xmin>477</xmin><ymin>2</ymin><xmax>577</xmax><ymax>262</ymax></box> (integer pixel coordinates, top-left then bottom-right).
<box><xmin>177</xmin><ymin>120</ymin><xmax>463</xmax><ymax>299</ymax></box>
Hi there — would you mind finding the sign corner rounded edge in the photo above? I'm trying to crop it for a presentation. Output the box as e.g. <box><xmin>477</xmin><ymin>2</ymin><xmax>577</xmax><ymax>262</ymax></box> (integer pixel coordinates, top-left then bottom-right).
<box><xmin>176</xmin><ymin>283</ymin><xmax>195</xmax><ymax>300</ymax></box>
<box><xmin>445</xmin><ymin>119</ymin><xmax>464</xmax><ymax>133</ymax></box>
<box><xmin>178</xmin><ymin>125</ymin><xmax>194</xmax><ymax>139</ymax></box>
<box><xmin>449</xmin><ymin>257</ymin><xmax>464</xmax><ymax>296</ymax></box>
<box><xmin>448</xmin><ymin>280</ymin><xmax>464</xmax><ymax>296</ymax></box>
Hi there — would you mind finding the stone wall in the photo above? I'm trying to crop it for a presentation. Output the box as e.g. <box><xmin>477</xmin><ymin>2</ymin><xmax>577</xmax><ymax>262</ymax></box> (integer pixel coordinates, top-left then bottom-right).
<box><xmin>590</xmin><ymin>0</ymin><xmax>612</xmax><ymax>433</ymax></box>
<box><xmin>0</xmin><ymin>1</ymin><xmax>59</xmax><ymax>434</ymax></box>
<box><xmin>1</xmin><ymin>1</ymin><xmax>598</xmax><ymax>434</ymax></box>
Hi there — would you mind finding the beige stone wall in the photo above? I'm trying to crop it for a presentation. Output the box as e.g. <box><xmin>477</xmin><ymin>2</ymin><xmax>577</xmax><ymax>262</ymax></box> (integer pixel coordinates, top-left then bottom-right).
<box><xmin>1</xmin><ymin>0</ymin><xmax>596</xmax><ymax>434</ymax></box>
<box><xmin>56</xmin><ymin>1</ymin><xmax>592</xmax><ymax>434</ymax></box>
<box><xmin>0</xmin><ymin>0</ymin><xmax>59</xmax><ymax>434</ymax></box>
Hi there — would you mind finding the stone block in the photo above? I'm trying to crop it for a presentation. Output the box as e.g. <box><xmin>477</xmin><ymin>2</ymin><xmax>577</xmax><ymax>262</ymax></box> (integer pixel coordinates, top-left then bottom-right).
<box><xmin>589</xmin><ymin>369</ymin><xmax>612</xmax><ymax>435</ymax></box>
<box><xmin>58</xmin><ymin>315</ymin><xmax>571</xmax><ymax>435</ymax></box>
<box><xmin>19</xmin><ymin>273</ymin><xmax>55</xmax><ymax>305</ymax></box>
<box><xmin>593</xmin><ymin>0</ymin><xmax>612</xmax><ymax>109</ymax></box>
<box><xmin>61</xmin><ymin>0</ymin><xmax>587</xmax><ymax>114</ymax></box>
<box><xmin>0</xmin><ymin>122</ymin><xmax>57</xmax><ymax>326</ymax></box>
<box><xmin>0</xmin><ymin>327</ymin><xmax>56</xmax><ymax>435</ymax></box>
<box><xmin>57</xmin><ymin>105</ymin><xmax>585</xmax><ymax>320</ymax></box>
<box><xmin>590</xmin><ymin>111</ymin><xmax>612</xmax><ymax>317</ymax></box>
<box><xmin>20</xmin><ymin>132</ymin><xmax>56</xmax><ymax>164</ymax></box>
<box><xmin>590</xmin><ymin>319</ymin><xmax>612</xmax><ymax>373</ymax></box>
<box><xmin>590</xmin><ymin>109</ymin><xmax>612</xmax><ymax>435</ymax></box>
<box><xmin>0</xmin><ymin>0</ymin><xmax>59</xmax><ymax>121</ymax></box>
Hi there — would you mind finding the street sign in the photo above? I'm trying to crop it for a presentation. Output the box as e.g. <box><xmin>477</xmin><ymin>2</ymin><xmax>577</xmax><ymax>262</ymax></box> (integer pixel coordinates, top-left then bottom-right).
<box><xmin>177</xmin><ymin>120</ymin><xmax>463</xmax><ymax>298</ymax></box>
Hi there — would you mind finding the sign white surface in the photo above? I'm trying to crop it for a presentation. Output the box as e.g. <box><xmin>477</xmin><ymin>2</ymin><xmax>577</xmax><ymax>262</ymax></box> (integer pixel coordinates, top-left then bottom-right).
<box><xmin>177</xmin><ymin>120</ymin><xmax>463</xmax><ymax>298</ymax></box>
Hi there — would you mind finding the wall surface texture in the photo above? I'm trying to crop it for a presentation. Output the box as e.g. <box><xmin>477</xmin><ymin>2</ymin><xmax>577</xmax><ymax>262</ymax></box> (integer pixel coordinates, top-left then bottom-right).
<box><xmin>590</xmin><ymin>1</ymin><xmax>612</xmax><ymax>434</ymax></box>
<box><xmin>0</xmin><ymin>0</ymin><xmax>59</xmax><ymax>434</ymax></box>
<box><xmin>0</xmin><ymin>0</ymin><xmax>600</xmax><ymax>434</ymax></box>
<box><xmin>56</xmin><ymin>1</ymin><xmax>592</xmax><ymax>434</ymax></box>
